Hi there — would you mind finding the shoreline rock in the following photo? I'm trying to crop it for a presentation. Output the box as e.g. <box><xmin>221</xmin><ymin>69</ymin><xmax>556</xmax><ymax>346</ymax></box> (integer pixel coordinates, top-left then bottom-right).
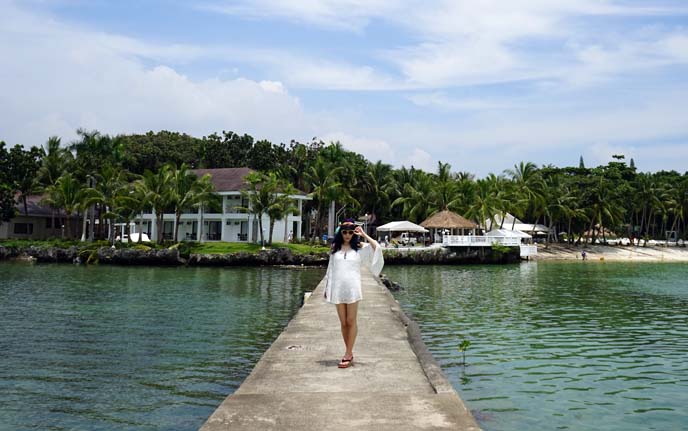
<box><xmin>0</xmin><ymin>244</ymin><xmax>520</xmax><ymax>266</ymax></box>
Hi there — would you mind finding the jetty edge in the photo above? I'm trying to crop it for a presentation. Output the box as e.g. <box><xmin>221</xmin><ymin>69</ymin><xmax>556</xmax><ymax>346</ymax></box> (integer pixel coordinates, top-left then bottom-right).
<box><xmin>199</xmin><ymin>269</ymin><xmax>481</xmax><ymax>430</ymax></box>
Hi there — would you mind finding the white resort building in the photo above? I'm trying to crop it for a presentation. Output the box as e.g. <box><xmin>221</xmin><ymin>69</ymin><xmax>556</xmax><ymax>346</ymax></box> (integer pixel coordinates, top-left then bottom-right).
<box><xmin>139</xmin><ymin>168</ymin><xmax>308</xmax><ymax>243</ymax></box>
<box><xmin>0</xmin><ymin>168</ymin><xmax>308</xmax><ymax>243</ymax></box>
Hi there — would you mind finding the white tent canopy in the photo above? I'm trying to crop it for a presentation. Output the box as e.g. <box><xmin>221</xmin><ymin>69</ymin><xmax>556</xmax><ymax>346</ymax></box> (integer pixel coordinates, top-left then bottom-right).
<box><xmin>485</xmin><ymin>229</ymin><xmax>532</xmax><ymax>239</ymax></box>
<box><xmin>485</xmin><ymin>213</ymin><xmax>550</xmax><ymax>234</ymax></box>
<box><xmin>376</xmin><ymin>221</ymin><xmax>429</xmax><ymax>233</ymax></box>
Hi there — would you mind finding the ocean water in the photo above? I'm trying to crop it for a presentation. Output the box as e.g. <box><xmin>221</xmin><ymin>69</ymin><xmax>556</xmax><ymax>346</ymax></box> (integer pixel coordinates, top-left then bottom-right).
<box><xmin>385</xmin><ymin>262</ymin><xmax>688</xmax><ymax>431</ymax></box>
<box><xmin>0</xmin><ymin>263</ymin><xmax>324</xmax><ymax>431</ymax></box>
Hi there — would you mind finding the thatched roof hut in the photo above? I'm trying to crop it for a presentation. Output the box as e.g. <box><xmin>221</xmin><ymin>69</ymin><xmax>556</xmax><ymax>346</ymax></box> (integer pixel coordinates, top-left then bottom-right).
<box><xmin>421</xmin><ymin>210</ymin><xmax>478</xmax><ymax>230</ymax></box>
<box><xmin>420</xmin><ymin>210</ymin><xmax>479</xmax><ymax>239</ymax></box>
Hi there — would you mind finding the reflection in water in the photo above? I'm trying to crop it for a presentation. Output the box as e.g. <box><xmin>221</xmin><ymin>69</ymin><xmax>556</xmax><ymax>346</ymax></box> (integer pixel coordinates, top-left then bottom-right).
<box><xmin>0</xmin><ymin>263</ymin><xmax>324</xmax><ymax>431</ymax></box>
<box><xmin>386</xmin><ymin>262</ymin><xmax>688</xmax><ymax>431</ymax></box>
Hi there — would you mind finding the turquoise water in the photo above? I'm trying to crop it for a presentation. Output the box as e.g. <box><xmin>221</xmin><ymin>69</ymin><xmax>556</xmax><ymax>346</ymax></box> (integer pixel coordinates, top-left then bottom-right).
<box><xmin>0</xmin><ymin>263</ymin><xmax>324</xmax><ymax>431</ymax></box>
<box><xmin>385</xmin><ymin>262</ymin><xmax>688</xmax><ymax>431</ymax></box>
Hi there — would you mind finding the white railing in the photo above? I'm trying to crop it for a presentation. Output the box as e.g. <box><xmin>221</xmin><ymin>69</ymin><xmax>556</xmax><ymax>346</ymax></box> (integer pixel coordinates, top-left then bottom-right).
<box><xmin>442</xmin><ymin>235</ymin><xmax>522</xmax><ymax>247</ymax></box>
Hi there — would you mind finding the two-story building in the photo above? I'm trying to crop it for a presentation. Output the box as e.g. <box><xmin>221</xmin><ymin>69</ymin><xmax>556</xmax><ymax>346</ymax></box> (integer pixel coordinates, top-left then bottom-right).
<box><xmin>1</xmin><ymin>168</ymin><xmax>308</xmax><ymax>243</ymax></box>
<box><xmin>139</xmin><ymin>167</ymin><xmax>308</xmax><ymax>243</ymax></box>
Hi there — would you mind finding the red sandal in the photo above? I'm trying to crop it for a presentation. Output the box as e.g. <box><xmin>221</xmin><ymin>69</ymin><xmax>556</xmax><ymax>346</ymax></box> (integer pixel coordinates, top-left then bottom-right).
<box><xmin>338</xmin><ymin>356</ymin><xmax>354</xmax><ymax>368</ymax></box>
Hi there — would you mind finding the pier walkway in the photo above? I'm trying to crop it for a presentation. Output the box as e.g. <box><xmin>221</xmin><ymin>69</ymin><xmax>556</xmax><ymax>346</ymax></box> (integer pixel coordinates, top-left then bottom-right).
<box><xmin>200</xmin><ymin>270</ymin><xmax>480</xmax><ymax>431</ymax></box>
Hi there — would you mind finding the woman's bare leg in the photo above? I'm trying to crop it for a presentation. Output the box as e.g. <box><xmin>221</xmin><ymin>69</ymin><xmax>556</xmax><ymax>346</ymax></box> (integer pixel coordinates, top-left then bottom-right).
<box><xmin>344</xmin><ymin>302</ymin><xmax>358</xmax><ymax>358</ymax></box>
<box><xmin>336</xmin><ymin>304</ymin><xmax>351</xmax><ymax>357</ymax></box>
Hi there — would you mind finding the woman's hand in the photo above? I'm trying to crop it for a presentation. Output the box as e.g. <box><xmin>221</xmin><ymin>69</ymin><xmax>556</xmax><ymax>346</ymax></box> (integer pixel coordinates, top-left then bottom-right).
<box><xmin>354</xmin><ymin>226</ymin><xmax>378</xmax><ymax>250</ymax></box>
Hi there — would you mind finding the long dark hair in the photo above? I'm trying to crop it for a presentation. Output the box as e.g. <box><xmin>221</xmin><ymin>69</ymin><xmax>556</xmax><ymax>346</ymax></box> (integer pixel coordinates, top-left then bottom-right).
<box><xmin>331</xmin><ymin>219</ymin><xmax>361</xmax><ymax>254</ymax></box>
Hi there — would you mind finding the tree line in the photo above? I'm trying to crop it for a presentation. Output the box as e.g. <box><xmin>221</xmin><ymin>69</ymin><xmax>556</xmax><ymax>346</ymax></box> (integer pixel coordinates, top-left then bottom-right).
<box><xmin>1</xmin><ymin>129</ymin><xmax>687</xmax><ymax>245</ymax></box>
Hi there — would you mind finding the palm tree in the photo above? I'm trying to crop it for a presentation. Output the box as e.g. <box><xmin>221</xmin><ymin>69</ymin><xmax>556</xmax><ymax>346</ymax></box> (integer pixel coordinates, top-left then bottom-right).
<box><xmin>43</xmin><ymin>173</ymin><xmax>99</xmax><ymax>239</ymax></box>
<box><xmin>304</xmin><ymin>157</ymin><xmax>346</xmax><ymax>239</ymax></box>
<box><xmin>482</xmin><ymin>173</ymin><xmax>509</xmax><ymax>230</ymax></box>
<box><xmin>633</xmin><ymin>173</ymin><xmax>661</xmax><ymax>244</ymax></box>
<box><xmin>267</xmin><ymin>181</ymin><xmax>300</xmax><ymax>245</ymax></box>
<box><xmin>505</xmin><ymin>161</ymin><xmax>546</xmax><ymax>233</ymax></box>
<box><xmin>111</xmin><ymin>180</ymin><xmax>145</xmax><ymax>242</ymax></box>
<box><xmin>194</xmin><ymin>174</ymin><xmax>218</xmax><ymax>243</ymax></box>
<box><xmin>584</xmin><ymin>174</ymin><xmax>625</xmax><ymax>244</ymax></box>
<box><xmin>241</xmin><ymin>171</ymin><xmax>278</xmax><ymax>246</ymax></box>
<box><xmin>430</xmin><ymin>161</ymin><xmax>462</xmax><ymax>213</ymax></box>
<box><xmin>38</xmin><ymin>136</ymin><xmax>73</xmax><ymax>188</ymax></box>
<box><xmin>391</xmin><ymin>170</ymin><xmax>435</xmax><ymax>223</ymax></box>
<box><xmin>465</xmin><ymin>179</ymin><xmax>500</xmax><ymax>232</ymax></box>
<box><xmin>358</xmin><ymin>161</ymin><xmax>396</xmax><ymax>225</ymax></box>
<box><xmin>9</xmin><ymin>145</ymin><xmax>42</xmax><ymax>216</ymax></box>
<box><xmin>38</xmin><ymin>136</ymin><xmax>74</xmax><ymax>237</ymax></box>
<box><xmin>70</xmin><ymin>129</ymin><xmax>125</xmax><ymax>240</ymax></box>
<box><xmin>95</xmin><ymin>165</ymin><xmax>130</xmax><ymax>243</ymax></box>
<box><xmin>169</xmin><ymin>164</ymin><xmax>211</xmax><ymax>242</ymax></box>
<box><xmin>136</xmin><ymin>166</ymin><xmax>174</xmax><ymax>243</ymax></box>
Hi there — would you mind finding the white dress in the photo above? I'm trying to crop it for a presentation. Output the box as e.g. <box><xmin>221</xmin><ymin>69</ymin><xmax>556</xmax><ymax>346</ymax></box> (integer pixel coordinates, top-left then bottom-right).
<box><xmin>324</xmin><ymin>243</ymin><xmax>384</xmax><ymax>304</ymax></box>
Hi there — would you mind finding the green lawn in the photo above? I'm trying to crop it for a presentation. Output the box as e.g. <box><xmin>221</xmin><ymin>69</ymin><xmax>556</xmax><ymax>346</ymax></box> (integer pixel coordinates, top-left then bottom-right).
<box><xmin>187</xmin><ymin>242</ymin><xmax>329</xmax><ymax>255</ymax></box>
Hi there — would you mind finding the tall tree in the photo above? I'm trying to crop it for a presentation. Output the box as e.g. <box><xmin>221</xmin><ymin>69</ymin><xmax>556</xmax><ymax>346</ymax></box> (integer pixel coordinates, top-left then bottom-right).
<box><xmin>169</xmin><ymin>164</ymin><xmax>215</xmax><ymax>242</ymax></box>
<box><xmin>241</xmin><ymin>171</ymin><xmax>277</xmax><ymax>246</ymax></box>
<box><xmin>465</xmin><ymin>179</ymin><xmax>500</xmax><ymax>231</ymax></box>
<box><xmin>0</xmin><ymin>142</ymin><xmax>17</xmax><ymax>224</ymax></box>
<box><xmin>504</xmin><ymin>161</ymin><xmax>546</xmax><ymax>231</ymax></box>
<box><xmin>8</xmin><ymin>144</ymin><xmax>42</xmax><ymax>215</ymax></box>
<box><xmin>38</xmin><ymin>136</ymin><xmax>73</xmax><ymax>188</ymax></box>
<box><xmin>304</xmin><ymin>157</ymin><xmax>346</xmax><ymax>238</ymax></box>
<box><xmin>43</xmin><ymin>173</ymin><xmax>99</xmax><ymax>239</ymax></box>
<box><xmin>392</xmin><ymin>170</ymin><xmax>435</xmax><ymax>223</ymax></box>
<box><xmin>136</xmin><ymin>166</ymin><xmax>174</xmax><ymax>243</ymax></box>
<box><xmin>266</xmin><ymin>181</ymin><xmax>300</xmax><ymax>245</ymax></box>
<box><xmin>94</xmin><ymin>165</ymin><xmax>131</xmax><ymax>242</ymax></box>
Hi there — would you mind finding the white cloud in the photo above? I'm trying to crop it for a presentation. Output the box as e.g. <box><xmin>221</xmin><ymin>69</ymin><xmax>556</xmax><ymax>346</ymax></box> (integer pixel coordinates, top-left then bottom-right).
<box><xmin>0</xmin><ymin>1</ymin><xmax>308</xmax><ymax>148</ymax></box>
<box><xmin>2</xmin><ymin>0</ymin><xmax>688</xmax><ymax>180</ymax></box>
<box><xmin>407</xmin><ymin>92</ymin><xmax>513</xmax><ymax>111</ymax></box>
<box><xmin>198</xmin><ymin>1</ymin><xmax>688</xmax><ymax>89</ymax></box>
<box><xmin>196</xmin><ymin>0</ymin><xmax>400</xmax><ymax>32</ymax></box>
<box><xmin>319</xmin><ymin>132</ymin><xmax>395</xmax><ymax>164</ymax></box>
<box><xmin>274</xmin><ymin>57</ymin><xmax>399</xmax><ymax>90</ymax></box>
<box><xmin>404</xmin><ymin>148</ymin><xmax>434</xmax><ymax>172</ymax></box>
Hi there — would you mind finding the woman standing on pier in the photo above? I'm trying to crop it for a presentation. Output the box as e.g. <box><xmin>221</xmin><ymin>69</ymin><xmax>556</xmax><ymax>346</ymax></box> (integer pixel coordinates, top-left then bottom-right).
<box><xmin>324</xmin><ymin>219</ymin><xmax>383</xmax><ymax>368</ymax></box>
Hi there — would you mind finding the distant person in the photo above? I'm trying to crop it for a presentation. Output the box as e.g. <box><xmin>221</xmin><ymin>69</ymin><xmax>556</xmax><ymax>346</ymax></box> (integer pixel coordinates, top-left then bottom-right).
<box><xmin>581</xmin><ymin>250</ymin><xmax>587</xmax><ymax>260</ymax></box>
<box><xmin>287</xmin><ymin>231</ymin><xmax>293</xmax><ymax>242</ymax></box>
<box><xmin>323</xmin><ymin>219</ymin><xmax>383</xmax><ymax>368</ymax></box>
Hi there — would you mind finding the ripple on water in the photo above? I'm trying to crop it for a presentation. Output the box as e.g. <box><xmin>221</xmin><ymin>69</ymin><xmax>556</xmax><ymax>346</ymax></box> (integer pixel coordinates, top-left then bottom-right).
<box><xmin>387</xmin><ymin>262</ymin><xmax>688</xmax><ymax>431</ymax></box>
<box><xmin>0</xmin><ymin>264</ymin><xmax>325</xmax><ymax>431</ymax></box>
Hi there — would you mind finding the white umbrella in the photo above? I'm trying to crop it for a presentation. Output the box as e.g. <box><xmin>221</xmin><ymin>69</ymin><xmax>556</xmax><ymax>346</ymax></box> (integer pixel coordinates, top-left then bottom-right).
<box><xmin>376</xmin><ymin>221</ymin><xmax>429</xmax><ymax>233</ymax></box>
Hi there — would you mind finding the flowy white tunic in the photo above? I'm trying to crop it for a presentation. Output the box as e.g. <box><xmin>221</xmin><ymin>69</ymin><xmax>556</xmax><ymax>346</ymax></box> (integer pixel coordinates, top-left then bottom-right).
<box><xmin>324</xmin><ymin>243</ymin><xmax>384</xmax><ymax>304</ymax></box>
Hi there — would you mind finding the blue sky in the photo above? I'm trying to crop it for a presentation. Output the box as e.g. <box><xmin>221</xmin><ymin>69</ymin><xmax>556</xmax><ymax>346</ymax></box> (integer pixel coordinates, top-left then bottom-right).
<box><xmin>1</xmin><ymin>0</ymin><xmax>687</xmax><ymax>176</ymax></box>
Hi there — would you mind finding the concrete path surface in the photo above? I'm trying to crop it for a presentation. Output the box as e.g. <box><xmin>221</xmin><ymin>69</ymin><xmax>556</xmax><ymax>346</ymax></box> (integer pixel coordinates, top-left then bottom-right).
<box><xmin>200</xmin><ymin>269</ymin><xmax>481</xmax><ymax>431</ymax></box>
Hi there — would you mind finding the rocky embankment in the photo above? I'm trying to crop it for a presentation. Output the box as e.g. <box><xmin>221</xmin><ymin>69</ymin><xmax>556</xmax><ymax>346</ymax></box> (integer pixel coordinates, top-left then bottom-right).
<box><xmin>382</xmin><ymin>246</ymin><xmax>519</xmax><ymax>264</ymax></box>
<box><xmin>0</xmin><ymin>244</ymin><xmax>520</xmax><ymax>266</ymax></box>
<box><xmin>0</xmin><ymin>245</ymin><xmax>330</xmax><ymax>266</ymax></box>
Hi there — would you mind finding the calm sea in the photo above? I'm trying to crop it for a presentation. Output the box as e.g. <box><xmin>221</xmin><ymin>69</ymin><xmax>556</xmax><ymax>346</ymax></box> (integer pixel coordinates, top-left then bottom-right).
<box><xmin>0</xmin><ymin>263</ymin><xmax>324</xmax><ymax>431</ymax></box>
<box><xmin>384</xmin><ymin>262</ymin><xmax>688</xmax><ymax>431</ymax></box>
<box><xmin>3</xmin><ymin>261</ymin><xmax>686</xmax><ymax>430</ymax></box>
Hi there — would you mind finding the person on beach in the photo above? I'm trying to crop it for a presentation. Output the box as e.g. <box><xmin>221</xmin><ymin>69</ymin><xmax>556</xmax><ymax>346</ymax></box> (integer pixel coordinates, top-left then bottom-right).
<box><xmin>324</xmin><ymin>218</ymin><xmax>383</xmax><ymax>368</ymax></box>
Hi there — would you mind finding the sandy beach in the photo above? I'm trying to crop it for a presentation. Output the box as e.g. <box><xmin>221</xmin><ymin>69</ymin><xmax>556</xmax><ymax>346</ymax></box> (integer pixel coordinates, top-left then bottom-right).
<box><xmin>533</xmin><ymin>243</ymin><xmax>688</xmax><ymax>262</ymax></box>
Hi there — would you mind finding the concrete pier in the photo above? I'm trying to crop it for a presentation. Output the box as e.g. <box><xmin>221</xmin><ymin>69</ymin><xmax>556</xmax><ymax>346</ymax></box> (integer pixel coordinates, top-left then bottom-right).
<box><xmin>200</xmin><ymin>269</ymin><xmax>481</xmax><ymax>431</ymax></box>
